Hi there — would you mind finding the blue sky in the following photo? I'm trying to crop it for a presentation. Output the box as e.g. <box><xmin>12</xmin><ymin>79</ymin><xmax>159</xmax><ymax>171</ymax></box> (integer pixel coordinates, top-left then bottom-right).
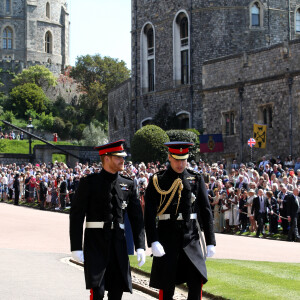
<box><xmin>68</xmin><ymin>0</ymin><xmax>132</xmax><ymax>69</ymax></box>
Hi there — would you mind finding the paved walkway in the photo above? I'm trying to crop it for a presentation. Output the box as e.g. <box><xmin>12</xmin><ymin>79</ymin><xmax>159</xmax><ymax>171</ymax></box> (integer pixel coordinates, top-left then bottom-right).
<box><xmin>0</xmin><ymin>203</ymin><xmax>154</xmax><ymax>300</ymax></box>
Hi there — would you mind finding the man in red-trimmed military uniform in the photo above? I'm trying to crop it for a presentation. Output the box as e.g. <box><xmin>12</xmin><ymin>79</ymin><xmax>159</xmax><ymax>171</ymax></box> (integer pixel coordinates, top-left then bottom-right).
<box><xmin>144</xmin><ymin>142</ymin><xmax>216</xmax><ymax>300</ymax></box>
<box><xmin>70</xmin><ymin>140</ymin><xmax>146</xmax><ymax>300</ymax></box>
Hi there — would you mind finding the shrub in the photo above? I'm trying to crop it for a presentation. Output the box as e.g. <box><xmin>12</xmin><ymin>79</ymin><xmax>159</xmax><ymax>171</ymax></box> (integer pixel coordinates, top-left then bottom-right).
<box><xmin>82</xmin><ymin>123</ymin><xmax>108</xmax><ymax>146</ymax></box>
<box><xmin>52</xmin><ymin>117</ymin><xmax>65</xmax><ymax>138</ymax></box>
<box><xmin>131</xmin><ymin>125</ymin><xmax>169</xmax><ymax>163</ymax></box>
<box><xmin>10</xmin><ymin>83</ymin><xmax>48</xmax><ymax>117</ymax></box>
<box><xmin>166</xmin><ymin>129</ymin><xmax>198</xmax><ymax>160</ymax></box>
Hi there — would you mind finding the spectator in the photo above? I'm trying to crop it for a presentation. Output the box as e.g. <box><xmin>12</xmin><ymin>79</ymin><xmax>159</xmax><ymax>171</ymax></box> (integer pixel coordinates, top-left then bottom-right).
<box><xmin>246</xmin><ymin>189</ymin><xmax>257</xmax><ymax>232</ymax></box>
<box><xmin>252</xmin><ymin>189</ymin><xmax>272</xmax><ymax>238</ymax></box>
<box><xmin>266</xmin><ymin>191</ymin><xmax>279</xmax><ymax>235</ymax></box>
<box><xmin>287</xmin><ymin>188</ymin><xmax>300</xmax><ymax>242</ymax></box>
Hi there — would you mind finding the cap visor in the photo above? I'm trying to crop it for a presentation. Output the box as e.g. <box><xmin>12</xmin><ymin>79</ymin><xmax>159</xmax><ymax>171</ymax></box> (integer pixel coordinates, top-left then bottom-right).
<box><xmin>110</xmin><ymin>152</ymin><xmax>127</xmax><ymax>157</ymax></box>
<box><xmin>170</xmin><ymin>154</ymin><xmax>189</xmax><ymax>160</ymax></box>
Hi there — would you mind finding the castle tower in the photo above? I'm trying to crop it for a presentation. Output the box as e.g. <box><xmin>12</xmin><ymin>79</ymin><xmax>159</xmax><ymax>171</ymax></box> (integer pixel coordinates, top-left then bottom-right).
<box><xmin>0</xmin><ymin>0</ymin><xmax>69</xmax><ymax>74</ymax></box>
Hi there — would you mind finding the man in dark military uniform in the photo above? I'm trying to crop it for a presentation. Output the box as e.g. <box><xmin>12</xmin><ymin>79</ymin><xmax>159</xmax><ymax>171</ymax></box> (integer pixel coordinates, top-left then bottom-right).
<box><xmin>144</xmin><ymin>142</ymin><xmax>216</xmax><ymax>300</ymax></box>
<box><xmin>70</xmin><ymin>140</ymin><xmax>146</xmax><ymax>300</ymax></box>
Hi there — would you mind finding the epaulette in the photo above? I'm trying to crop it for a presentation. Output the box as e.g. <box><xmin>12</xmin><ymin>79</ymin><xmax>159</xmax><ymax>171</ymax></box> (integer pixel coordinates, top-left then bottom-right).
<box><xmin>186</xmin><ymin>168</ymin><xmax>200</xmax><ymax>175</ymax></box>
<box><xmin>119</xmin><ymin>173</ymin><xmax>133</xmax><ymax>181</ymax></box>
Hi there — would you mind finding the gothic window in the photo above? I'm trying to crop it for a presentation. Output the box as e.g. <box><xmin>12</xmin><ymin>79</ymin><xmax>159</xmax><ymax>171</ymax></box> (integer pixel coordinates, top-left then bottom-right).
<box><xmin>45</xmin><ymin>31</ymin><xmax>52</xmax><ymax>53</ymax></box>
<box><xmin>141</xmin><ymin>23</ymin><xmax>155</xmax><ymax>94</ymax></box>
<box><xmin>223</xmin><ymin>112</ymin><xmax>235</xmax><ymax>136</ymax></box>
<box><xmin>3</xmin><ymin>27</ymin><xmax>13</xmax><ymax>49</ymax></box>
<box><xmin>180</xmin><ymin>17</ymin><xmax>188</xmax><ymax>46</ymax></box>
<box><xmin>6</xmin><ymin>0</ymin><xmax>11</xmax><ymax>14</ymax></box>
<box><xmin>174</xmin><ymin>11</ymin><xmax>190</xmax><ymax>86</ymax></box>
<box><xmin>176</xmin><ymin>111</ymin><xmax>190</xmax><ymax>129</ymax></box>
<box><xmin>46</xmin><ymin>2</ymin><xmax>50</xmax><ymax>19</ymax></box>
<box><xmin>296</xmin><ymin>8</ymin><xmax>300</xmax><ymax>32</ymax></box>
<box><xmin>259</xmin><ymin>105</ymin><xmax>273</xmax><ymax>128</ymax></box>
<box><xmin>251</xmin><ymin>2</ymin><xmax>262</xmax><ymax>27</ymax></box>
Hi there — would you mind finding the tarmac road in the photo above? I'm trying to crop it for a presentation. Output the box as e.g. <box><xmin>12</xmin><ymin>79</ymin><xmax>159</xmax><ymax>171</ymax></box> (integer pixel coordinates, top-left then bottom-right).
<box><xmin>0</xmin><ymin>203</ymin><xmax>154</xmax><ymax>300</ymax></box>
<box><xmin>1</xmin><ymin>202</ymin><xmax>300</xmax><ymax>299</ymax></box>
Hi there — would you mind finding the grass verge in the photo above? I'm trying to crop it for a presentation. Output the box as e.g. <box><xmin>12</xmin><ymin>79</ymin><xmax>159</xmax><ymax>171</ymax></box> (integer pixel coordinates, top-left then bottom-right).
<box><xmin>0</xmin><ymin>139</ymin><xmax>73</xmax><ymax>154</ymax></box>
<box><xmin>129</xmin><ymin>256</ymin><xmax>300</xmax><ymax>300</ymax></box>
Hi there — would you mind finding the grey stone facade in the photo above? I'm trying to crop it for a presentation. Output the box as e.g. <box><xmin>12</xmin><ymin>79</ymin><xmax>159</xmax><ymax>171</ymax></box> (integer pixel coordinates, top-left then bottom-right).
<box><xmin>202</xmin><ymin>40</ymin><xmax>300</xmax><ymax>163</ymax></box>
<box><xmin>109</xmin><ymin>0</ymin><xmax>300</xmax><ymax>163</ymax></box>
<box><xmin>0</xmin><ymin>0</ymin><xmax>69</xmax><ymax>75</ymax></box>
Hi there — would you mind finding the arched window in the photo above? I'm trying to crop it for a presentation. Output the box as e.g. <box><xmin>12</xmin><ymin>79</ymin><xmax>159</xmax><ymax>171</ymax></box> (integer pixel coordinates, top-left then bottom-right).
<box><xmin>45</xmin><ymin>31</ymin><xmax>52</xmax><ymax>53</ymax></box>
<box><xmin>3</xmin><ymin>27</ymin><xmax>13</xmax><ymax>49</ymax></box>
<box><xmin>174</xmin><ymin>11</ymin><xmax>190</xmax><ymax>86</ymax></box>
<box><xmin>46</xmin><ymin>2</ymin><xmax>50</xmax><ymax>18</ymax></box>
<box><xmin>296</xmin><ymin>8</ymin><xmax>300</xmax><ymax>32</ymax></box>
<box><xmin>176</xmin><ymin>111</ymin><xmax>190</xmax><ymax>129</ymax></box>
<box><xmin>140</xmin><ymin>117</ymin><xmax>153</xmax><ymax>127</ymax></box>
<box><xmin>141</xmin><ymin>23</ymin><xmax>155</xmax><ymax>93</ymax></box>
<box><xmin>251</xmin><ymin>2</ymin><xmax>260</xmax><ymax>27</ymax></box>
<box><xmin>6</xmin><ymin>0</ymin><xmax>11</xmax><ymax>14</ymax></box>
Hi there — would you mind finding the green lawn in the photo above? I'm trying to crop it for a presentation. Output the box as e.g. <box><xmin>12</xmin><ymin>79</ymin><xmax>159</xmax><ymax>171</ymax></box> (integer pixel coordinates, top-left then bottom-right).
<box><xmin>129</xmin><ymin>256</ymin><xmax>300</xmax><ymax>300</ymax></box>
<box><xmin>0</xmin><ymin>139</ymin><xmax>73</xmax><ymax>154</ymax></box>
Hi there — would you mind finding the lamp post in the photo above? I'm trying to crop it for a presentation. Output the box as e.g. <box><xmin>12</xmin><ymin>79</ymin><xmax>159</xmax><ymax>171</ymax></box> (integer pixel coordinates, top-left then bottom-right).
<box><xmin>27</xmin><ymin>117</ymin><xmax>34</xmax><ymax>161</ymax></box>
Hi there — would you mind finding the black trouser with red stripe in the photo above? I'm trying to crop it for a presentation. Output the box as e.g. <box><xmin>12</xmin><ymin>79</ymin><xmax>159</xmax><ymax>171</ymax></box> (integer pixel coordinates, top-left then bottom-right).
<box><xmin>159</xmin><ymin>250</ymin><xmax>204</xmax><ymax>300</ymax></box>
<box><xmin>89</xmin><ymin>243</ymin><xmax>125</xmax><ymax>300</ymax></box>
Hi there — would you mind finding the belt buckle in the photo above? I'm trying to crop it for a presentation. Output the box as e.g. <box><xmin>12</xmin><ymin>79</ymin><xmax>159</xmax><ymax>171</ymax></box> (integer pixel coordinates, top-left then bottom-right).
<box><xmin>177</xmin><ymin>213</ymin><xmax>183</xmax><ymax>221</ymax></box>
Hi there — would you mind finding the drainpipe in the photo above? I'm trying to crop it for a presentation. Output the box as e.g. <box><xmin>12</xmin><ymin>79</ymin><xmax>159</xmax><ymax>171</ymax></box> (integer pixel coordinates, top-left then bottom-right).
<box><xmin>134</xmin><ymin>0</ymin><xmax>138</xmax><ymax>133</ymax></box>
<box><xmin>288</xmin><ymin>0</ymin><xmax>291</xmax><ymax>41</ymax></box>
<box><xmin>238</xmin><ymin>83</ymin><xmax>245</xmax><ymax>163</ymax></box>
<box><xmin>189</xmin><ymin>0</ymin><xmax>193</xmax><ymax>128</ymax></box>
<box><xmin>288</xmin><ymin>75</ymin><xmax>293</xmax><ymax>157</ymax></box>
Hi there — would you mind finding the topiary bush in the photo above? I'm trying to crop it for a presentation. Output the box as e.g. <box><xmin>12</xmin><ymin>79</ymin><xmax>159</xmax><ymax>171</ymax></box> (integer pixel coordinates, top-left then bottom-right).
<box><xmin>131</xmin><ymin>125</ymin><xmax>169</xmax><ymax>163</ymax></box>
<box><xmin>166</xmin><ymin>129</ymin><xmax>198</xmax><ymax>160</ymax></box>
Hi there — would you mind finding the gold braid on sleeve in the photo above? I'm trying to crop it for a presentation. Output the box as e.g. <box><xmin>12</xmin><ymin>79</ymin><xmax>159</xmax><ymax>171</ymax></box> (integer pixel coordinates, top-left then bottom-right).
<box><xmin>153</xmin><ymin>174</ymin><xmax>183</xmax><ymax>216</ymax></box>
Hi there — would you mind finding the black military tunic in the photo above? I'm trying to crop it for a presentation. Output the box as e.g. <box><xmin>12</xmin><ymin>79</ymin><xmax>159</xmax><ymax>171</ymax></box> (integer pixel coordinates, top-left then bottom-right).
<box><xmin>144</xmin><ymin>166</ymin><xmax>216</xmax><ymax>290</ymax></box>
<box><xmin>70</xmin><ymin>168</ymin><xmax>145</xmax><ymax>291</ymax></box>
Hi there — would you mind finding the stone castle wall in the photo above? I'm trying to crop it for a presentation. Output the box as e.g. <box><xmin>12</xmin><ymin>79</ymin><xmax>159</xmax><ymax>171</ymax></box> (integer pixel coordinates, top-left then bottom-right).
<box><xmin>201</xmin><ymin>40</ymin><xmax>300</xmax><ymax>163</ymax></box>
<box><xmin>109</xmin><ymin>0</ymin><xmax>300</xmax><ymax>163</ymax></box>
<box><xmin>0</xmin><ymin>0</ymin><xmax>69</xmax><ymax>75</ymax></box>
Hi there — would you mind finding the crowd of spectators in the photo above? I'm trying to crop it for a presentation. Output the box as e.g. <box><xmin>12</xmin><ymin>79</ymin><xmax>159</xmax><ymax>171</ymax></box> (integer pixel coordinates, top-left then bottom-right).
<box><xmin>0</xmin><ymin>130</ymin><xmax>24</xmax><ymax>140</ymax></box>
<box><xmin>1</xmin><ymin>155</ymin><xmax>300</xmax><ymax>241</ymax></box>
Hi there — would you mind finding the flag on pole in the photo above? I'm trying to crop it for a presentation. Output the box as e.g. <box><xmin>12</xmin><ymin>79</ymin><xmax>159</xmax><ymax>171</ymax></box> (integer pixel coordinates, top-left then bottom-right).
<box><xmin>253</xmin><ymin>124</ymin><xmax>267</xmax><ymax>148</ymax></box>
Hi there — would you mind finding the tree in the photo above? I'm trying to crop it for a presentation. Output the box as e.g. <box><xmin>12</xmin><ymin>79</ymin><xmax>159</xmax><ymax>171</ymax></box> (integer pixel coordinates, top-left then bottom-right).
<box><xmin>12</xmin><ymin>65</ymin><xmax>57</xmax><ymax>89</ymax></box>
<box><xmin>131</xmin><ymin>125</ymin><xmax>169</xmax><ymax>163</ymax></box>
<box><xmin>10</xmin><ymin>83</ymin><xmax>49</xmax><ymax>118</ymax></box>
<box><xmin>71</xmin><ymin>123</ymin><xmax>86</xmax><ymax>142</ymax></box>
<box><xmin>70</xmin><ymin>55</ymin><xmax>130</xmax><ymax>122</ymax></box>
<box><xmin>82</xmin><ymin>123</ymin><xmax>108</xmax><ymax>146</ymax></box>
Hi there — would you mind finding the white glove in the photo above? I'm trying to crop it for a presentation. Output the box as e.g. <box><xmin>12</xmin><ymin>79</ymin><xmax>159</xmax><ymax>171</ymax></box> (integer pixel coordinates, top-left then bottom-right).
<box><xmin>72</xmin><ymin>250</ymin><xmax>84</xmax><ymax>263</ymax></box>
<box><xmin>206</xmin><ymin>245</ymin><xmax>216</xmax><ymax>258</ymax></box>
<box><xmin>151</xmin><ymin>241</ymin><xmax>166</xmax><ymax>257</ymax></box>
<box><xmin>136</xmin><ymin>248</ymin><xmax>146</xmax><ymax>267</ymax></box>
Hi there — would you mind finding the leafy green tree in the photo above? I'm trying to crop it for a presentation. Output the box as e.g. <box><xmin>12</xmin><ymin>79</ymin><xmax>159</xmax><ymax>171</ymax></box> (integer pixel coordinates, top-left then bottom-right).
<box><xmin>70</xmin><ymin>55</ymin><xmax>130</xmax><ymax>122</ymax></box>
<box><xmin>12</xmin><ymin>65</ymin><xmax>57</xmax><ymax>89</ymax></box>
<box><xmin>71</xmin><ymin>123</ymin><xmax>86</xmax><ymax>142</ymax></box>
<box><xmin>131</xmin><ymin>125</ymin><xmax>169</xmax><ymax>163</ymax></box>
<box><xmin>82</xmin><ymin>123</ymin><xmax>108</xmax><ymax>146</ymax></box>
<box><xmin>38</xmin><ymin>112</ymin><xmax>54</xmax><ymax>131</ymax></box>
<box><xmin>52</xmin><ymin>116</ymin><xmax>65</xmax><ymax>138</ymax></box>
<box><xmin>10</xmin><ymin>83</ymin><xmax>49</xmax><ymax>118</ymax></box>
<box><xmin>2</xmin><ymin>110</ymin><xmax>15</xmax><ymax>123</ymax></box>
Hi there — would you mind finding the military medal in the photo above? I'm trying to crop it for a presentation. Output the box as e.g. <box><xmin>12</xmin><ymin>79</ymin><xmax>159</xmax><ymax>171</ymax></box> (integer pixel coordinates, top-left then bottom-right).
<box><xmin>121</xmin><ymin>201</ymin><xmax>128</xmax><ymax>209</ymax></box>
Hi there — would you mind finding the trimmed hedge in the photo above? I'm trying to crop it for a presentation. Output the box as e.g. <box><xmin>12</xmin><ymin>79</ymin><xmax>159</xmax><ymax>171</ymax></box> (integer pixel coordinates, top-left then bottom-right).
<box><xmin>131</xmin><ymin>125</ymin><xmax>169</xmax><ymax>163</ymax></box>
<box><xmin>166</xmin><ymin>129</ymin><xmax>198</xmax><ymax>160</ymax></box>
